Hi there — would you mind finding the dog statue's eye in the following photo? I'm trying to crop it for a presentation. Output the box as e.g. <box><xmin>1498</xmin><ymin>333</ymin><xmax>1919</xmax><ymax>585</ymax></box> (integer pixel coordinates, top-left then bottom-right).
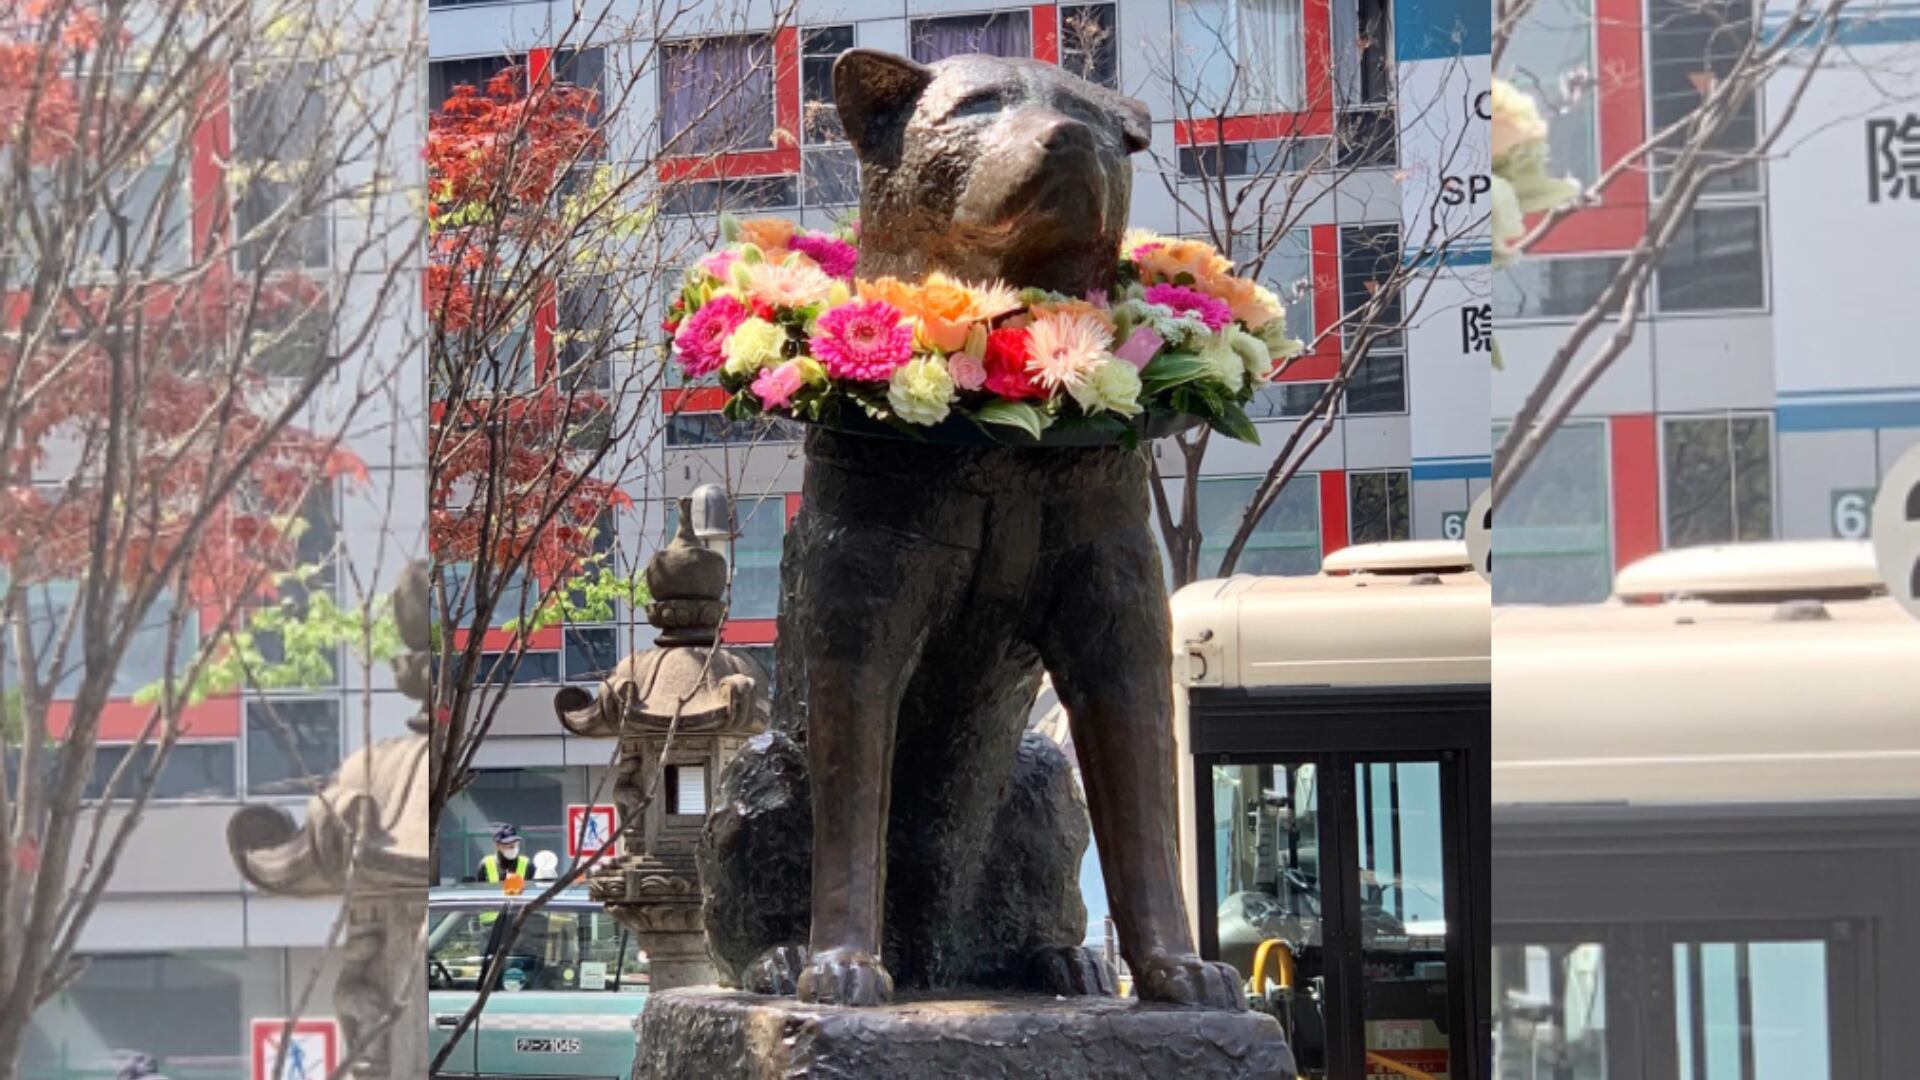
<box><xmin>948</xmin><ymin>94</ymin><xmax>1002</xmax><ymax>120</ymax></box>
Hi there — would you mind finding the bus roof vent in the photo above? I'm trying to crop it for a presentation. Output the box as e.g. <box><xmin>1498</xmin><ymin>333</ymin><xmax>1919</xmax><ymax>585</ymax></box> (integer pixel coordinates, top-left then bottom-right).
<box><xmin>1322</xmin><ymin>540</ymin><xmax>1473</xmax><ymax>576</ymax></box>
<box><xmin>1615</xmin><ymin>540</ymin><xmax>1885</xmax><ymax>603</ymax></box>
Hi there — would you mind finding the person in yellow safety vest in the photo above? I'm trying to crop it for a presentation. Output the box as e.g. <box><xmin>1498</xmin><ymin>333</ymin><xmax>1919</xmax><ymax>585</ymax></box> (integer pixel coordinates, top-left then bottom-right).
<box><xmin>476</xmin><ymin>824</ymin><xmax>532</xmax><ymax>928</ymax></box>
<box><xmin>478</xmin><ymin>823</ymin><xmax>531</xmax><ymax>883</ymax></box>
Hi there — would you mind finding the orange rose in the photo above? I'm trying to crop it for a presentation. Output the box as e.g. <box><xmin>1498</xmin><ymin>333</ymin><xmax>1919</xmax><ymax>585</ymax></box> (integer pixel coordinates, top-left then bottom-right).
<box><xmin>857</xmin><ymin>273</ymin><xmax>1020</xmax><ymax>352</ymax></box>
<box><xmin>1203</xmin><ymin>271</ymin><xmax>1284</xmax><ymax>329</ymax></box>
<box><xmin>737</xmin><ymin>216</ymin><xmax>797</xmax><ymax>255</ymax></box>
<box><xmin>1137</xmin><ymin>238</ymin><xmax>1233</xmax><ymax>285</ymax></box>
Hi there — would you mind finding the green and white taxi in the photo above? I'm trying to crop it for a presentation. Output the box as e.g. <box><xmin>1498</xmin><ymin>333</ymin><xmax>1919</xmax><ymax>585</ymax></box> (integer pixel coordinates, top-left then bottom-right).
<box><xmin>428</xmin><ymin>885</ymin><xmax>649</xmax><ymax>1079</ymax></box>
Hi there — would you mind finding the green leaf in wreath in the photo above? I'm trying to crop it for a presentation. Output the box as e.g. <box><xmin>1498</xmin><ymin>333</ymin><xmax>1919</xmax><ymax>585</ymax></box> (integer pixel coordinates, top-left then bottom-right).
<box><xmin>1141</xmin><ymin>353</ymin><xmax>1214</xmax><ymax>392</ymax></box>
<box><xmin>722</xmin><ymin>392</ymin><xmax>759</xmax><ymax>421</ymax></box>
<box><xmin>1207</xmin><ymin>402</ymin><xmax>1261</xmax><ymax>446</ymax></box>
<box><xmin>973</xmin><ymin>401</ymin><xmax>1049</xmax><ymax>440</ymax></box>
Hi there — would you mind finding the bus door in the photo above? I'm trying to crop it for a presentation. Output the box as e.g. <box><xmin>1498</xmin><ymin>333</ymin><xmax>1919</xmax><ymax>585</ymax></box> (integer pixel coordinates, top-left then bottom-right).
<box><xmin>1192</xmin><ymin>687</ymin><xmax>1489</xmax><ymax>1080</ymax></box>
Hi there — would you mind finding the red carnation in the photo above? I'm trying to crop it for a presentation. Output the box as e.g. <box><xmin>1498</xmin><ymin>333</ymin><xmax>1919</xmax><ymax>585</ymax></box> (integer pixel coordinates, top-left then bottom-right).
<box><xmin>982</xmin><ymin>327</ymin><xmax>1046</xmax><ymax>401</ymax></box>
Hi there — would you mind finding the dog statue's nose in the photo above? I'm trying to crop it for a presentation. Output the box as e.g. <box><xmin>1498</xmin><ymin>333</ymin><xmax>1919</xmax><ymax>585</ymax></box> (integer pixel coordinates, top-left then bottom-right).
<box><xmin>1039</xmin><ymin>117</ymin><xmax>1096</xmax><ymax>156</ymax></box>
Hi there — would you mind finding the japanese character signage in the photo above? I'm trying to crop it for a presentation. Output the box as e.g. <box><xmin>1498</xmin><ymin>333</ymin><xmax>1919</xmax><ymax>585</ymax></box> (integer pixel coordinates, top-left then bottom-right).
<box><xmin>1461</xmin><ymin>303</ymin><xmax>1493</xmax><ymax>354</ymax></box>
<box><xmin>1868</xmin><ymin>113</ymin><xmax>1920</xmax><ymax>203</ymax></box>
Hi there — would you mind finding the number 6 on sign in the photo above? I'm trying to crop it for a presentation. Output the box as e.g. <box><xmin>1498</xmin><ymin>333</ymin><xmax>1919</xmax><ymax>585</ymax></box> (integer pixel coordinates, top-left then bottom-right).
<box><xmin>1832</xmin><ymin>488</ymin><xmax>1874</xmax><ymax>539</ymax></box>
<box><xmin>1440</xmin><ymin>511</ymin><xmax>1466</xmax><ymax>541</ymax></box>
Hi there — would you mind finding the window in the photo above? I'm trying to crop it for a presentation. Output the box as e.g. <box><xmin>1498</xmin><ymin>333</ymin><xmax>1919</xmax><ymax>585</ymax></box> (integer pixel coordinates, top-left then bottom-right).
<box><xmin>1349</xmin><ymin>470</ymin><xmax>1411</xmax><ymax>543</ymax></box>
<box><xmin>427</xmin><ymin>906</ymin><xmax>496</xmax><ymax>992</ymax></box>
<box><xmin>664</xmin><ymin>412</ymin><xmax>802</xmax><ymax>447</ymax></box>
<box><xmin>1340</xmin><ymin>223</ymin><xmax>1403</xmax><ymax>345</ymax></box>
<box><xmin>1493</xmin><ymin>421</ymin><xmax>1613</xmax><ymax>604</ymax></box>
<box><xmin>1235</xmin><ymin>229</ymin><xmax>1317</xmax><ymax>343</ymax></box>
<box><xmin>1345</xmin><ymin>354</ymin><xmax>1406</xmax><ymax>414</ymax></box>
<box><xmin>660</xmin><ymin>35</ymin><xmax>777</xmax><ymax>156</ymax></box>
<box><xmin>1654</xmin><ymin>206</ymin><xmax>1765</xmax><ymax>313</ymax></box>
<box><xmin>428</xmin><ymin>56</ymin><xmax>518</xmax><ymax>115</ymax></box>
<box><xmin>21</xmin><ymin>585</ymin><xmax>196</xmax><ymax>698</ymax></box>
<box><xmin>1180</xmin><ymin>137</ymin><xmax>1333</xmax><ymax>178</ymax></box>
<box><xmin>1663</xmin><ymin>415</ymin><xmax>1772</xmax><ymax>547</ymax></box>
<box><xmin>1672</xmin><ymin>939</ymin><xmax>1832</xmax><ymax>1075</ymax></box>
<box><xmin>1648</xmin><ymin>0</ymin><xmax>1760</xmax><ymax>194</ymax></box>
<box><xmin>558</xmin><ymin>276</ymin><xmax>614</xmax><ymax>391</ymax></box>
<box><xmin>1333</xmin><ymin>0</ymin><xmax>1394</xmax><ymax>106</ymax></box>
<box><xmin>564</xmin><ymin>626</ymin><xmax>619</xmax><ymax>683</ymax></box>
<box><xmin>475</xmin><ymin>650</ymin><xmax>561</xmax><ymax>685</ymax></box>
<box><xmin>1336</xmin><ymin>105</ymin><xmax>1397</xmax><ymax>168</ymax></box>
<box><xmin>1499</xmin><ymin>0</ymin><xmax>1599</xmax><ymax>182</ymax></box>
<box><xmin>666</xmin><ymin>764</ymin><xmax>708</xmax><ymax>816</ymax></box>
<box><xmin>22</xmin><ymin>953</ymin><xmax>287</xmax><ymax>1076</ymax></box>
<box><xmin>507</xmin><ymin>907</ymin><xmax>647</xmax><ymax>992</ymax></box>
<box><xmin>440</xmin><ymin>766</ymin><xmax>583</xmax><ymax>882</ymax></box>
<box><xmin>910</xmin><ymin>11</ymin><xmax>1033</xmax><ymax>62</ymax></box>
<box><xmin>663</xmin><ymin>175</ymin><xmax>797</xmax><ymax>216</ymax></box>
<box><xmin>21</xmin><ymin>75</ymin><xmax>190</xmax><ymax>273</ymax></box>
<box><xmin>1250</xmin><ymin>380</ymin><xmax>1329</xmax><ymax>419</ymax></box>
<box><xmin>233</xmin><ymin>60</ymin><xmax>331</xmax><ymax>270</ymax></box>
<box><xmin>249</xmin><ymin>297</ymin><xmax>331</xmax><ymax>378</ymax></box>
<box><xmin>246</xmin><ymin>699</ymin><xmax>341</xmax><ymax>796</ymax></box>
<box><xmin>1175</xmin><ymin>0</ymin><xmax>1305</xmax><ymax>114</ymax></box>
<box><xmin>800</xmin><ymin>27</ymin><xmax>860</xmax><ymax>207</ymax></box>
<box><xmin>738</xmin><ymin>644</ymin><xmax>777</xmax><ymax>700</ymax></box>
<box><xmin>252</xmin><ymin>484</ymin><xmax>340</xmax><ymax>682</ymax></box>
<box><xmin>440</xmin><ymin>564</ymin><xmax>538</xmax><ymax>629</ymax></box>
<box><xmin>85</xmin><ymin>742</ymin><xmax>237</xmax><ymax>801</ymax></box>
<box><xmin>1195</xmin><ymin>476</ymin><xmax>1322</xmax><ymax>577</ymax></box>
<box><xmin>1494</xmin><ymin>254</ymin><xmax>1628</xmax><ymax>320</ymax></box>
<box><xmin>1492</xmin><ymin>943</ymin><xmax>1610</xmax><ymax>1076</ymax></box>
<box><xmin>801</xmin><ymin>26</ymin><xmax>853</xmax><ymax>144</ymax></box>
<box><xmin>1061</xmin><ymin>4</ymin><xmax>1120</xmax><ymax>89</ymax></box>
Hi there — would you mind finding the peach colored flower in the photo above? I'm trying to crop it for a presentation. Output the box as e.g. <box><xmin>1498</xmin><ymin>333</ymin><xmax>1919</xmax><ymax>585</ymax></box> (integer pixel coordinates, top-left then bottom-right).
<box><xmin>741</xmin><ymin>258</ymin><xmax>835</xmax><ymax>309</ymax></box>
<box><xmin>1200</xmin><ymin>271</ymin><xmax>1285</xmax><ymax>330</ymax></box>
<box><xmin>737</xmin><ymin>216</ymin><xmax>797</xmax><ymax>255</ymax></box>
<box><xmin>1031</xmin><ymin>297</ymin><xmax>1116</xmax><ymax>334</ymax></box>
<box><xmin>1135</xmin><ymin>237</ymin><xmax>1234</xmax><ymax>285</ymax></box>
<box><xmin>857</xmin><ymin>273</ymin><xmax>1021</xmax><ymax>352</ymax></box>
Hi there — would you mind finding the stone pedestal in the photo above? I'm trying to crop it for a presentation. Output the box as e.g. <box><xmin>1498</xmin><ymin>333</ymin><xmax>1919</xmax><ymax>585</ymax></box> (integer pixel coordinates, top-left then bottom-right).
<box><xmin>630</xmin><ymin>989</ymin><xmax>1295</xmax><ymax>1080</ymax></box>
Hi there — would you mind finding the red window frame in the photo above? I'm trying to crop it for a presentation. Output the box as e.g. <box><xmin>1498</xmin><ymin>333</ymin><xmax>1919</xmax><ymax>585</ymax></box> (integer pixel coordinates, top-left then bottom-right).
<box><xmin>1271</xmin><ymin>223</ymin><xmax>1343</xmax><ymax>383</ymax></box>
<box><xmin>1171</xmin><ymin>0</ymin><xmax>1337</xmax><ymax>145</ymax></box>
<box><xmin>1523</xmin><ymin>0</ymin><xmax>1649</xmax><ymax>254</ymax></box>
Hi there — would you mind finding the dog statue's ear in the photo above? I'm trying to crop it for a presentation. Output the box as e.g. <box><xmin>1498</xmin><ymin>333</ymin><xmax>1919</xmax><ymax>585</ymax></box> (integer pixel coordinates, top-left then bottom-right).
<box><xmin>1115</xmin><ymin>93</ymin><xmax>1152</xmax><ymax>155</ymax></box>
<box><xmin>834</xmin><ymin>49</ymin><xmax>934</xmax><ymax>157</ymax></box>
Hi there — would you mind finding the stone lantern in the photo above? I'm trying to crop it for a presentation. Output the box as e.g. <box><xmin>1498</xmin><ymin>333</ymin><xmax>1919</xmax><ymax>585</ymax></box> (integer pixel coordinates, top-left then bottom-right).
<box><xmin>228</xmin><ymin>562</ymin><xmax>432</xmax><ymax>1079</ymax></box>
<box><xmin>552</xmin><ymin>498</ymin><xmax>769</xmax><ymax>990</ymax></box>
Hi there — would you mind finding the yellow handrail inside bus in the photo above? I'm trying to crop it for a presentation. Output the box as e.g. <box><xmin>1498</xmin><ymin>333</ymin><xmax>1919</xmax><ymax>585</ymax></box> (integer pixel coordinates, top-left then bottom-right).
<box><xmin>1250</xmin><ymin>938</ymin><xmax>1295</xmax><ymax>996</ymax></box>
<box><xmin>1365</xmin><ymin>1052</ymin><xmax>1439</xmax><ymax>1080</ymax></box>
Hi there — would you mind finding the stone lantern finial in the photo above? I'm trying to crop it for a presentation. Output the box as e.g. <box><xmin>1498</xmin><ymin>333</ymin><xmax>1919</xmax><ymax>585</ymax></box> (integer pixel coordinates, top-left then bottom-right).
<box><xmin>645</xmin><ymin>497</ymin><xmax>729</xmax><ymax>647</ymax></box>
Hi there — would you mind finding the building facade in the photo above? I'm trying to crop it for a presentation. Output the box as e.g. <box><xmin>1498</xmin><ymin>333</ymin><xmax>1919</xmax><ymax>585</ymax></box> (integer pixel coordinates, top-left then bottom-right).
<box><xmin>1493</xmin><ymin>0</ymin><xmax>1920</xmax><ymax>604</ymax></box>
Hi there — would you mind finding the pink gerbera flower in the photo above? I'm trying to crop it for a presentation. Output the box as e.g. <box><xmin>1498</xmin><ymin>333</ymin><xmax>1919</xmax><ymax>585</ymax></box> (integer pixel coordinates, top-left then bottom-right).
<box><xmin>673</xmin><ymin>295</ymin><xmax>749</xmax><ymax>378</ymax></box>
<box><xmin>788</xmin><ymin>232</ymin><xmax>860</xmax><ymax>280</ymax></box>
<box><xmin>812</xmin><ymin>299</ymin><xmax>915</xmax><ymax>381</ymax></box>
<box><xmin>1144</xmin><ymin>282</ymin><xmax>1233</xmax><ymax>332</ymax></box>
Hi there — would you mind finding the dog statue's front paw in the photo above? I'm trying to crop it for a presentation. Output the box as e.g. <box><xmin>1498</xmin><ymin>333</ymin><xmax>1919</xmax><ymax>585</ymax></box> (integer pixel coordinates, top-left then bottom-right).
<box><xmin>1133</xmin><ymin>952</ymin><xmax>1247</xmax><ymax>1010</ymax></box>
<box><xmin>743</xmin><ymin>944</ymin><xmax>807</xmax><ymax>996</ymax></box>
<box><xmin>1031</xmin><ymin>945</ymin><xmax>1118</xmax><ymax>997</ymax></box>
<box><xmin>795</xmin><ymin>947</ymin><xmax>894</xmax><ymax>1007</ymax></box>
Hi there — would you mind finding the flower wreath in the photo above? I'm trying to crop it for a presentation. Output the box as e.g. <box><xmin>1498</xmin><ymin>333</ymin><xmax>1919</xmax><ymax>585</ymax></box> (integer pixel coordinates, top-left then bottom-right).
<box><xmin>665</xmin><ymin>215</ymin><xmax>1305</xmax><ymax>446</ymax></box>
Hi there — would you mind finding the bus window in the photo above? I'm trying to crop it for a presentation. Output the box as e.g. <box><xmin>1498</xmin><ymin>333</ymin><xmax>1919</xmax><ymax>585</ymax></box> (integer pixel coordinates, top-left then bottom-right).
<box><xmin>1492</xmin><ymin>942</ymin><xmax>1608</xmax><ymax>1079</ymax></box>
<box><xmin>1212</xmin><ymin>762</ymin><xmax>1329</xmax><ymax>1077</ymax></box>
<box><xmin>1354</xmin><ymin>761</ymin><xmax>1453</xmax><ymax>1079</ymax></box>
<box><xmin>1673</xmin><ymin>939</ymin><xmax>1831</xmax><ymax>1078</ymax></box>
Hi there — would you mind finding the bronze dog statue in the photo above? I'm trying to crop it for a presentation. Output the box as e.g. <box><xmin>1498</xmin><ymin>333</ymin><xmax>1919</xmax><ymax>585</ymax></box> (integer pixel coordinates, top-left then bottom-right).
<box><xmin>700</xmin><ymin>48</ymin><xmax>1245</xmax><ymax>1012</ymax></box>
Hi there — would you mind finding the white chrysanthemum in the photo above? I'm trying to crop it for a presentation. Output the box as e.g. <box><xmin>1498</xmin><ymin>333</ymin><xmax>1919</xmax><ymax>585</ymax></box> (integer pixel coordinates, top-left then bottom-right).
<box><xmin>1197</xmin><ymin>332</ymin><xmax>1246</xmax><ymax>393</ymax></box>
<box><xmin>741</xmin><ymin>258</ymin><xmax>835</xmax><ymax>309</ymax></box>
<box><xmin>1025</xmin><ymin>312</ymin><xmax>1113</xmax><ymax>392</ymax></box>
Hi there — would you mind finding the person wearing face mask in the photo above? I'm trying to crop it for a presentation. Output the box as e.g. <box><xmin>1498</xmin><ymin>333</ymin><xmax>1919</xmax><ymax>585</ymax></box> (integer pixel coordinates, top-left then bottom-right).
<box><xmin>476</xmin><ymin>823</ymin><xmax>531</xmax><ymax>884</ymax></box>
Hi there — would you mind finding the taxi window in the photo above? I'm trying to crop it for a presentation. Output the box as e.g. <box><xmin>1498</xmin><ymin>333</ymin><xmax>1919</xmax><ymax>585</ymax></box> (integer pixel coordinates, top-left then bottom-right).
<box><xmin>428</xmin><ymin>907</ymin><xmax>496</xmax><ymax>991</ymax></box>
<box><xmin>494</xmin><ymin>905</ymin><xmax>649</xmax><ymax>993</ymax></box>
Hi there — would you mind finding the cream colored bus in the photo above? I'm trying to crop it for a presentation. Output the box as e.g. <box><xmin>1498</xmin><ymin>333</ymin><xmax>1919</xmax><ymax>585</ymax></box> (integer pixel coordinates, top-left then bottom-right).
<box><xmin>1170</xmin><ymin>541</ymin><xmax>1493</xmax><ymax>1080</ymax></box>
<box><xmin>1493</xmin><ymin>540</ymin><xmax>1920</xmax><ymax>1078</ymax></box>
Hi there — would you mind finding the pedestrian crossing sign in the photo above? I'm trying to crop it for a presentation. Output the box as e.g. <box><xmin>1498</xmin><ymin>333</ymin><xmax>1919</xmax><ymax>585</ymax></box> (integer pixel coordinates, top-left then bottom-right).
<box><xmin>567</xmin><ymin>804</ymin><xmax>619</xmax><ymax>858</ymax></box>
<box><xmin>250</xmin><ymin>1018</ymin><xmax>338</xmax><ymax>1080</ymax></box>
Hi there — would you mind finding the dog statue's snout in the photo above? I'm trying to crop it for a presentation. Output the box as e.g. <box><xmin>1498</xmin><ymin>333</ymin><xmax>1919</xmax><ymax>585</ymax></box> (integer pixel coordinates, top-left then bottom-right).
<box><xmin>1039</xmin><ymin>116</ymin><xmax>1097</xmax><ymax>156</ymax></box>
